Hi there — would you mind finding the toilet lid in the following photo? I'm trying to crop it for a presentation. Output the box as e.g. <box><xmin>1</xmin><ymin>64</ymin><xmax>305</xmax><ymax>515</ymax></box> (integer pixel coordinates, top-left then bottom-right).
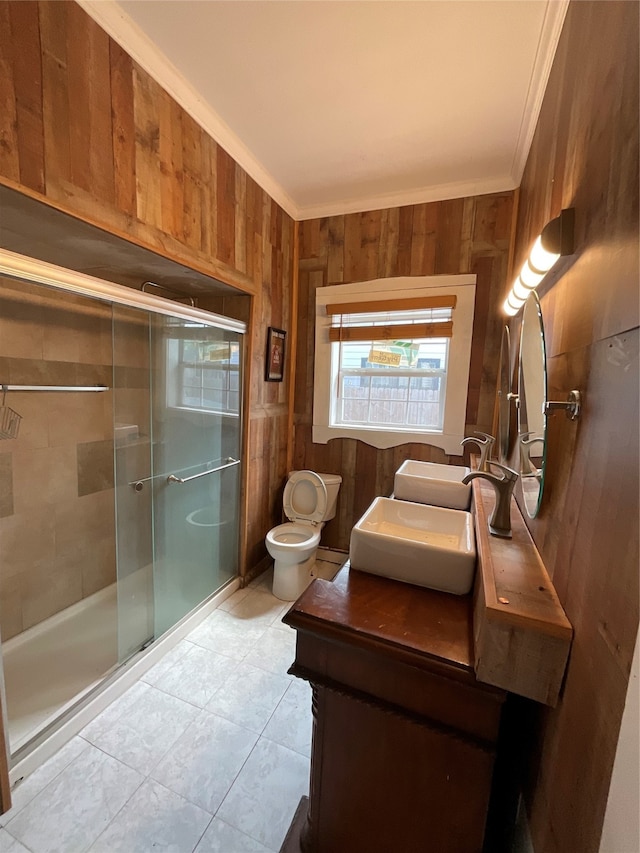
<box><xmin>283</xmin><ymin>471</ymin><xmax>328</xmax><ymax>525</ymax></box>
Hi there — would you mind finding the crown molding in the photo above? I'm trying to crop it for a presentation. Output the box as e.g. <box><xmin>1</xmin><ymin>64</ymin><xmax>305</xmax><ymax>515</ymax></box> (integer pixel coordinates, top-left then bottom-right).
<box><xmin>510</xmin><ymin>0</ymin><xmax>570</xmax><ymax>185</ymax></box>
<box><xmin>77</xmin><ymin>0</ymin><xmax>300</xmax><ymax>220</ymax></box>
<box><xmin>78</xmin><ymin>0</ymin><xmax>561</xmax><ymax>223</ymax></box>
<box><xmin>297</xmin><ymin>174</ymin><xmax>518</xmax><ymax>220</ymax></box>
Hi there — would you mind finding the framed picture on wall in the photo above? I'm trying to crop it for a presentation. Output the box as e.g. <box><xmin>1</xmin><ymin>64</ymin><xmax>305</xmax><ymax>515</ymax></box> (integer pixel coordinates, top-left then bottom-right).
<box><xmin>265</xmin><ymin>327</ymin><xmax>286</xmax><ymax>381</ymax></box>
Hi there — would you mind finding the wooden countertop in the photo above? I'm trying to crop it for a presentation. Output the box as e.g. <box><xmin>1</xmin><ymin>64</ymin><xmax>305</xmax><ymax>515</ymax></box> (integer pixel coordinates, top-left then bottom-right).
<box><xmin>284</xmin><ymin>560</ymin><xmax>475</xmax><ymax>675</ymax></box>
<box><xmin>471</xmin><ymin>477</ymin><xmax>573</xmax><ymax>705</ymax></box>
<box><xmin>471</xmin><ymin>477</ymin><xmax>572</xmax><ymax>636</ymax></box>
<box><xmin>285</xmin><ymin>476</ymin><xmax>572</xmax><ymax>706</ymax></box>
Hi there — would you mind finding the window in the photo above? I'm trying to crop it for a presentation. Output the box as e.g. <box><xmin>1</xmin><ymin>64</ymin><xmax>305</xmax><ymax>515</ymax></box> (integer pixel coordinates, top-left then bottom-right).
<box><xmin>313</xmin><ymin>275</ymin><xmax>476</xmax><ymax>454</ymax></box>
<box><xmin>165</xmin><ymin>321</ymin><xmax>241</xmax><ymax>415</ymax></box>
<box><xmin>178</xmin><ymin>338</ymin><xmax>240</xmax><ymax>413</ymax></box>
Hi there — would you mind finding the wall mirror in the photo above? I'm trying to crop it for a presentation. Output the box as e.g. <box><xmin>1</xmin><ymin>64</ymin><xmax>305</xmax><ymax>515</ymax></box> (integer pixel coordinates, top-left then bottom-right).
<box><xmin>518</xmin><ymin>292</ymin><xmax>547</xmax><ymax>517</ymax></box>
<box><xmin>497</xmin><ymin>325</ymin><xmax>512</xmax><ymax>463</ymax></box>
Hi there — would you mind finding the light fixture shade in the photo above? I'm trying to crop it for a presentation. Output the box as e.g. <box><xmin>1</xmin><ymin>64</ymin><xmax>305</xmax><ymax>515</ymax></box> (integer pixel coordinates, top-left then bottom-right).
<box><xmin>502</xmin><ymin>208</ymin><xmax>575</xmax><ymax>316</ymax></box>
<box><xmin>519</xmin><ymin>258</ymin><xmax>546</xmax><ymax>289</ymax></box>
<box><xmin>505</xmin><ymin>291</ymin><xmax>525</xmax><ymax>315</ymax></box>
<box><xmin>529</xmin><ymin>236</ymin><xmax>559</xmax><ymax>273</ymax></box>
<box><xmin>503</xmin><ymin>297</ymin><xmax>521</xmax><ymax>317</ymax></box>
<box><xmin>513</xmin><ymin>277</ymin><xmax>532</xmax><ymax>301</ymax></box>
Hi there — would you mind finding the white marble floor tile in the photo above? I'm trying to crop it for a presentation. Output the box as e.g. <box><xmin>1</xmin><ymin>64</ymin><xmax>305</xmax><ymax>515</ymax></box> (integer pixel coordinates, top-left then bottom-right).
<box><xmin>217</xmin><ymin>738</ymin><xmax>309</xmax><ymax>852</ymax></box>
<box><xmin>271</xmin><ymin>617</ymin><xmax>296</xmax><ymax>635</ymax></box>
<box><xmin>0</xmin><ymin>828</ymin><xmax>30</xmax><ymax>853</ymax></box>
<box><xmin>151</xmin><ymin>710</ymin><xmax>258</xmax><ymax>814</ymax></box>
<box><xmin>6</xmin><ymin>744</ymin><xmax>143</xmax><ymax>853</ymax></box>
<box><xmin>1</xmin><ymin>736</ymin><xmax>89</xmax><ymax>825</ymax></box>
<box><xmin>311</xmin><ymin>559</ymin><xmax>342</xmax><ymax>581</ymax></box>
<box><xmin>87</xmin><ymin>684</ymin><xmax>200</xmax><ymax>775</ymax></box>
<box><xmin>248</xmin><ymin>567</ymin><xmax>274</xmax><ymax>594</ymax></box>
<box><xmin>195</xmin><ymin>817</ymin><xmax>273</xmax><ymax>853</ymax></box>
<box><xmin>226</xmin><ymin>589</ymin><xmax>290</xmax><ymax>626</ymax></box>
<box><xmin>217</xmin><ymin>586</ymin><xmax>253</xmax><ymax>612</ymax></box>
<box><xmin>81</xmin><ymin>680</ymin><xmax>152</xmax><ymax>744</ymax></box>
<box><xmin>263</xmin><ymin>679</ymin><xmax>313</xmax><ymax>758</ymax></box>
<box><xmin>205</xmin><ymin>661</ymin><xmax>290</xmax><ymax>734</ymax></box>
<box><xmin>141</xmin><ymin>639</ymin><xmax>194</xmax><ymax>687</ymax></box>
<box><xmin>5</xmin><ymin>561</ymin><xmax>317</xmax><ymax>853</ymax></box>
<box><xmin>188</xmin><ymin>610</ymin><xmax>267</xmax><ymax>661</ymax></box>
<box><xmin>89</xmin><ymin>779</ymin><xmax>211</xmax><ymax>853</ymax></box>
<box><xmin>244</xmin><ymin>626</ymin><xmax>297</xmax><ymax>678</ymax></box>
<box><xmin>151</xmin><ymin>643</ymin><xmax>237</xmax><ymax>709</ymax></box>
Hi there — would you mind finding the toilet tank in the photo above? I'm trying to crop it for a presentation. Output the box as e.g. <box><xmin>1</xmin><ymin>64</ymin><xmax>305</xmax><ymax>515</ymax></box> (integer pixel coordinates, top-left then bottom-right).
<box><xmin>287</xmin><ymin>471</ymin><xmax>342</xmax><ymax>522</ymax></box>
<box><xmin>317</xmin><ymin>472</ymin><xmax>342</xmax><ymax>521</ymax></box>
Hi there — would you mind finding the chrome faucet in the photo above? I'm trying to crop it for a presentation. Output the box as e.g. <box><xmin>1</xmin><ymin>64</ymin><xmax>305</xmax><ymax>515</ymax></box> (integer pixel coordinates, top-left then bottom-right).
<box><xmin>462</xmin><ymin>462</ymin><xmax>519</xmax><ymax>538</ymax></box>
<box><xmin>460</xmin><ymin>431</ymin><xmax>495</xmax><ymax>472</ymax></box>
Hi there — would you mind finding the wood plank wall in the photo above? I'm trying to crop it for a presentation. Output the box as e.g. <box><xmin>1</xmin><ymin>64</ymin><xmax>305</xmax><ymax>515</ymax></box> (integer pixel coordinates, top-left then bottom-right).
<box><xmin>0</xmin><ymin>0</ymin><xmax>295</xmax><ymax>578</ymax></box>
<box><xmin>507</xmin><ymin>3</ymin><xmax>639</xmax><ymax>851</ymax></box>
<box><xmin>294</xmin><ymin>193</ymin><xmax>515</xmax><ymax>551</ymax></box>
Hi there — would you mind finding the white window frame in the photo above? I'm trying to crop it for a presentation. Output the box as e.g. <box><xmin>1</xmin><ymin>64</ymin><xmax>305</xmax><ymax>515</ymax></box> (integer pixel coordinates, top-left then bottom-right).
<box><xmin>313</xmin><ymin>274</ymin><xmax>476</xmax><ymax>455</ymax></box>
<box><xmin>165</xmin><ymin>328</ymin><xmax>241</xmax><ymax>418</ymax></box>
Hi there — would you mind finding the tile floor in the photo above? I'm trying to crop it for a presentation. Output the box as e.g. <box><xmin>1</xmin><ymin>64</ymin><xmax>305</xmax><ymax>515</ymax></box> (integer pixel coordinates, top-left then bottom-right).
<box><xmin>0</xmin><ymin>563</ymin><xmax>341</xmax><ymax>853</ymax></box>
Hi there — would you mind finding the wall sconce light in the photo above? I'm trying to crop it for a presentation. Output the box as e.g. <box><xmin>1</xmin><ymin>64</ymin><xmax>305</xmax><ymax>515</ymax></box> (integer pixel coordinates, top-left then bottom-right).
<box><xmin>503</xmin><ymin>208</ymin><xmax>575</xmax><ymax>316</ymax></box>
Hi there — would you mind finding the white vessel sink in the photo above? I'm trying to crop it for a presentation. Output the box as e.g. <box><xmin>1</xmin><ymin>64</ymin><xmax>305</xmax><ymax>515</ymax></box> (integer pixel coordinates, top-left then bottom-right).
<box><xmin>349</xmin><ymin>497</ymin><xmax>476</xmax><ymax>595</ymax></box>
<box><xmin>394</xmin><ymin>460</ymin><xmax>472</xmax><ymax>510</ymax></box>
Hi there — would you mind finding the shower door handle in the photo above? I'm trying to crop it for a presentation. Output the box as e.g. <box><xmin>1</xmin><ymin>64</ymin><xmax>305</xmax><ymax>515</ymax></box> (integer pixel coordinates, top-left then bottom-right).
<box><xmin>166</xmin><ymin>457</ymin><xmax>240</xmax><ymax>485</ymax></box>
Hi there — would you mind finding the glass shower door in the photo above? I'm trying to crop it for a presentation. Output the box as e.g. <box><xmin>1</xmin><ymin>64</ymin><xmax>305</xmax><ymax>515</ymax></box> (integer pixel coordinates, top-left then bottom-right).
<box><xmin>150</xmin><ymin>315</ymin><xmax>241</xmax><ymax>637</ymax></box>
<box><xmin>113</xmin><ymin>305</ymin><xmax>154</xmax><ymax>663</ymax></box>
<box><xmin>113</xmin><ymin>307</ymin><xmax>242</xmax><ymax>659</ymax></box>
<box><xmin>0</xmin><ymin>244</ymin><xmax>247</xmax><ymax>763</ymax></box>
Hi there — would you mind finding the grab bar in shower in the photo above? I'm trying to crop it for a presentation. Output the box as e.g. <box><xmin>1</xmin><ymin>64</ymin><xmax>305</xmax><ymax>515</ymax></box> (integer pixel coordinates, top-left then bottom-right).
<box><xmin>167</xmin><ymin>457</ymin><xmax>240</xmax><ymax>484</ymax></box>
<box><xmin>1</xmin><ymin>384</ymin><xmax>109</xmax><ymax>392</ymax></box>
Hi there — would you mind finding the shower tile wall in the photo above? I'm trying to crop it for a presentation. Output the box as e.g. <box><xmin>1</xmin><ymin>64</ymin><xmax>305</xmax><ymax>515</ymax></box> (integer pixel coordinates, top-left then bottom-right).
<box><xmin>0</xmin><ymin>454</ymin><xmax>12</xmax><ymax>517</ymax></box>
<box><xmin>0</xmin><ymin>277</ymin><xmax>116</xmax><ymax>641</ymax></box>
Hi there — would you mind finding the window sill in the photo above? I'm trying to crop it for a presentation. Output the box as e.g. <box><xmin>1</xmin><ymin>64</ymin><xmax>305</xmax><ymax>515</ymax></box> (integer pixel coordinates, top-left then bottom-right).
<box><xmin>312</xmin><ymin>424</ymin><xmax>464</xmax><ymax>455</ymax></box>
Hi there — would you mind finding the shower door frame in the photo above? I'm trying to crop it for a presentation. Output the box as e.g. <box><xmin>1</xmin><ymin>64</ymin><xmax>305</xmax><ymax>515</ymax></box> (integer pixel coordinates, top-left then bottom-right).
<box><xmin>0</xmin><ymin>248</ymin><xmax>248</xmax><ymax>811</ymax></box>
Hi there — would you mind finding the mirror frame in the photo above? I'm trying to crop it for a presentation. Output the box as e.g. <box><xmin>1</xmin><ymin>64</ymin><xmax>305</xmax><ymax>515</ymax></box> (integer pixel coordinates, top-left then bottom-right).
<box><xmin>517</xmin><ymin>292</ymin><xmax>548</xmax><ymax>518</ymax></box>
<box><xmin>497</xmin><ymin>325</ymin><xmax>512</xmax><ymax>463</ymax></box>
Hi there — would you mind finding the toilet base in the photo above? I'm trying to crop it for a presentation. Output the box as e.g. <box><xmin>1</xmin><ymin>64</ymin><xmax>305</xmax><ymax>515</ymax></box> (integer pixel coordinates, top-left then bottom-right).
<box><xmin>272</xmin><ymin>554</ymin><xmax>316</xmax><ymax>601</ymax></box>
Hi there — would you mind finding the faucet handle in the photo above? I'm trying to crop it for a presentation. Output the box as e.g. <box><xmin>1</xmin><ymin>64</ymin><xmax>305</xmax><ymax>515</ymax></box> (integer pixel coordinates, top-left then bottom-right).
<box><xmin>519</xmin><ymin>431</ymin><xmax>543</xmax><ymax>447</ymax></box>
<box><xmin>487</xmin><ymin>461</ymin><xmax>519</xmax><ymax>482</ymax></box>
<box><xmin>461</xmin><ymin>431</ymin><xmax>495</xmax><ymax>472</ymax></box>
<box><xmin>461</xmin><ymin>461</ymin><xmax>518</xmax><ymax>538</ymax></box>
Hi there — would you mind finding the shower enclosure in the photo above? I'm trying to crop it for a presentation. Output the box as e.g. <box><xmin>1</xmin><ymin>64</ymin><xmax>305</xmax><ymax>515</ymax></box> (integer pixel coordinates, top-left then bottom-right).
<box><xmin>0</xmin><ymin>250</ymin><xmax>244</xmax><ymax>759</ymax></box>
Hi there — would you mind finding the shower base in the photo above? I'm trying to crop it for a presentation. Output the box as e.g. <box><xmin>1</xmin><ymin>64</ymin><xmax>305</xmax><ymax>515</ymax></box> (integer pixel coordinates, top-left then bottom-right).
<box><xmin>2</xmin><ymin>584</ymin><xmax>118</xmax><ymax>753</ymax></box>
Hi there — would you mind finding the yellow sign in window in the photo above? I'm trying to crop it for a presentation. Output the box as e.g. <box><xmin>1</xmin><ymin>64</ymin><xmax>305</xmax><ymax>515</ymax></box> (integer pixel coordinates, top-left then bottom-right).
<box><xmin>368</xmin><ymin>349</ymin><xmax>401</xmax><ymax>367</ymax></box>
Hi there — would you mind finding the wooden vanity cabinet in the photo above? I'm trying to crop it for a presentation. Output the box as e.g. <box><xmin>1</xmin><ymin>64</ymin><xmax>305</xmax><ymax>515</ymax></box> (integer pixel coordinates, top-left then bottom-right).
<box><xmin>282</xmin><ymin>565</ymin><xmax>507</xmax><ymax>853</ymax></box>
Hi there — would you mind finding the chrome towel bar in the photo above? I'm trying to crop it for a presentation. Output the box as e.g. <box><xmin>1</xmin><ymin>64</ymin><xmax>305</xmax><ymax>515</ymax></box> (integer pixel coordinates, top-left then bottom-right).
<box><xmin>1</xmin><ymin>384</ymin><xmax>109</xmax><ymax>392</ymax></box>
<box><xmin>130</xmin><ymin>457</ymin><xmax>240</xmax><ymax>491</ymax></box>
<box><xmin>167</xmin><ymin>457</ymin><xmax>240</xmax><ymax>484</ymax></box>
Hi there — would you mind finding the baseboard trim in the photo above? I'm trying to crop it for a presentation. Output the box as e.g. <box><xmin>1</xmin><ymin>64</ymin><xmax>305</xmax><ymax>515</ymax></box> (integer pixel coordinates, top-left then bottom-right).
<box><xmin>243</xmin><ymin>555</ymin><xmax>272</xmax><ymax>587</ymax></box>
<box><xmin>316</xmin><ymin>547</ymin><xmax>348</xmax><ymax>565</ymax></box>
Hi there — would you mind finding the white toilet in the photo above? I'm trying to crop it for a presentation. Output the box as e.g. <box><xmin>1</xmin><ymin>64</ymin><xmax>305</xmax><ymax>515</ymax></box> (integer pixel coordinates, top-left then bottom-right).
<box><xmin>265</xmin><ymin>470</ymin><xmax>342</xmax><ymax>601</ymax></box>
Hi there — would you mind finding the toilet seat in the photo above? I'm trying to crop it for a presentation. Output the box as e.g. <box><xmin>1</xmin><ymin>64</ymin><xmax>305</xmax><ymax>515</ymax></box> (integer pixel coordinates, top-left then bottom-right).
<box><xmin>283</xmin><ymin>470</ymin><xmax>327</xmax><ymax>525</ymax></box>
<box><xmin>266</xmin><ymin>522</ymin><xmax>321</xmax><ymax>550</ymax></box>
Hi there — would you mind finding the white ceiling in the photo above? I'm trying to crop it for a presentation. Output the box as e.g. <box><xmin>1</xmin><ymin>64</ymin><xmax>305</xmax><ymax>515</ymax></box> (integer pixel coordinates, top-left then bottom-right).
<box><xmin>82</xmin><ymin>1</ymin><xmax>568</xmax><ymax>220</ymax></box>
